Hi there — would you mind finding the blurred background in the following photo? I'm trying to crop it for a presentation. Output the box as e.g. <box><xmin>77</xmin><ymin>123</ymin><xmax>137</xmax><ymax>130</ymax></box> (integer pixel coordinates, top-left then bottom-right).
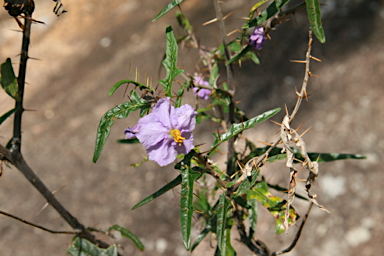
<box><xmin>0</xmin><ymin>0</ymin><xmax>383</xmax><ymax>255</ymax></box>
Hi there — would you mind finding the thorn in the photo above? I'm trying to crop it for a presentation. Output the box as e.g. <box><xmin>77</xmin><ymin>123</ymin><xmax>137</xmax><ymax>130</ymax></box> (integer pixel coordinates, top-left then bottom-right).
<box><xmin>257</xmin><ymin>140</ymin><xmax>273</xmax><ymax>146</ymax></box>
<box><xmin>300</xmin><ymin>126</ymin><xmax>312</xmax><ymax>137</ymax></box>
<box><xmin>223</xmin><ymin>12</ymin><xmax>233</xmax><ymax>20</ymax></box>
<box><xmin>28</xmin><ymin>57</ymin><xmax>41</xmax><ymax>61</ymax></box>
<box><xmin>310</xmin><ymin>55</ymin><xmax>322</xmax><ymax>62</ymax></box>
<box><xmin>284</xmin><ymin>104</ymin><xmax>289</xmax><ymax>115</ymax></box>
<box><xmin>303</xmin><ymin>88</ymin><xmax>309</xmax><ymax>101</ymax></box>
<box><xmin>290</xmin><ymin>60</ymin><xmax>307</xmax><ymax>63</ymax></box>
<box><xmin>203</xmin><ymin>18</ymin><xmax>217</xmax><ymax>26</ymax></box>
<box><xmin>238</xmin><ymin>16</ymin><xmax>250</xmax><ymax>20</ymax></box>
<box><xmin>307</xmin><ymin>71</ymin><xmax>320</xmax><ymax>78</ymax></box>
<box><xmin>270</xmin><ymin>120</ymin><xmax>282</xmax><ymax>126</ymax></box>
<box><xmin>295</xmin><ymin>122</ymin><xmax>304</xmax><ymax>132</ymax></box>
<box><xmin>227</xmin><ymin>29</ymin><xmax>240</xmax><ymax>37</ymax></box>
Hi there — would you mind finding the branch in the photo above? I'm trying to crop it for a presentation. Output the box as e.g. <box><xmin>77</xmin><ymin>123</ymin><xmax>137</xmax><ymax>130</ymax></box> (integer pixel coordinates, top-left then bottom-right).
<box><xmin>0</xmin><ymin>209</ymin><xmax>76</xmax><ymax>234</ymax></box>
<box><xmin>271</xmin><ymin>202</ymin><xmax>314</xmax><ymax>256</ymax></box>
<box><xmin>12</xmin><ymin>14</ymin><xmax>32</xmax><ymax>152</ymax></box>
<box><xmin>212</xmin><ymin>0</ymin><xmax>237</xmax><ymax>176</ymax></box>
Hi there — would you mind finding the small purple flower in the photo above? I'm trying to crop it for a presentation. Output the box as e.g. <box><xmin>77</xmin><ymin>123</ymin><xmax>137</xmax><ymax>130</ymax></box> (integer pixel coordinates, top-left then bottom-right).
<box><xmin>124</xmin><ymin>98</ymin><xmax>197</xmax><ymax>167</ymax></box>
<box><xmin>193</xmin><ymin>76</ymin><xmax>212</xmax><ymax>100</ymax></box>
<box><xmin>249</xmin><ymin>26</ymin><xmax>265</xmax><ymax>50</ymax></box>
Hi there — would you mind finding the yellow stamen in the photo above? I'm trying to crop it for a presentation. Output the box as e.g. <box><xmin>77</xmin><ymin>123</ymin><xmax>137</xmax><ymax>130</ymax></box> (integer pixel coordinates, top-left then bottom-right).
<box><xmin>170</xmin><ymin>129</ymin><xmax>185</xmax><ymax>146</ymax></box>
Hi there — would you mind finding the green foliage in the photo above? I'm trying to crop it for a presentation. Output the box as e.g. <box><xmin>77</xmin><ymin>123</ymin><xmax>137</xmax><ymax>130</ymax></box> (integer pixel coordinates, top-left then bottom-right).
<box><xmin>0</xmin><ymin>108</ymin><xmax>16</xmax><ymax>125</ymax></box>
<box><xmin>159</xmin><ymin>26</ymin><xmax>184</xmax><ymax>97</ymax></box>
<box><xmin>305</xmin><ymin>0</ymin><xmax>326</xmax><ymax>43</ymax></box>
<box><xmin>0</xmin><ymin>58</ymin><xmax>18</xmax><ymax>100</ymax></box>
<box><xmin>244</xmin><ymin>0</ymin><xmax>291</xmax><ymax>29</ymax></box>
<box><xmin>245</xmin><ymin>145</ymin><xmax>366</xmax><ymax>163</ymax></box>
<box><xmin>153</xmin><ymin>0</ymin><xmax>185</xmax><ymax>21</ymax></box>
<box><xmin>132</xmin><ymin>175</ymin><xmax>182</xmax><ymax>210</ymax></box>
<box><xmin>248</xmin><ymin>181</ymin><xmax>298</xmax><ymax>234</ymax></box>
<box><xmin>93</xmin><ymin>90</ymin><xmax>149</xmax><ymax>162</ymax></box>
<box><xmin>210</xmin><ymin>108</ymin><xmax>280</xmax><ymax>154</ymax></box>
<box><xmin>216</xmin><ymin>194</ymin><xmax>232</xmax><ymax>254</ymax></box>
<box><xmin>109</xmin><ymin>225</ymin><xmax>144</xmax><ymax>251</ymax></box>
<box><xmin>67</xmin><ymin>237</ymin><xmax>117</xmax><ymax>256</ymax></box>
<box><xmin>177</xmin><ymin>151</ymin><xmax>201</xmax><ymax>250</ymax></box>
<box><xmin>234</xmin><ymin>169</ymin><xmax>259</xmax><ymax>196</ymax></box>
<box><xmin>108</xmin><ymin>79</ymin><xmax>153</xmax><ymax>96</ymax></box>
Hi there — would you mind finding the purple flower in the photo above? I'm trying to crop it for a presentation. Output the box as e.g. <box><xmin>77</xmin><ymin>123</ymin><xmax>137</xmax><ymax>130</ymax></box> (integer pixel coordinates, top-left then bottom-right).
<box><xmin>193</xmin><ymin>76</ymin><xmax>211</xmax><ymax>100</ymax></box>
<box><xmin>124</xmin><ymin>98</ymin><xmax>197</xmax><ymax>167</ymax></box>
<box><xmin>249</xmin><ymin>26</ymin><xmax>265</xmax><ymax>50</ymax></box>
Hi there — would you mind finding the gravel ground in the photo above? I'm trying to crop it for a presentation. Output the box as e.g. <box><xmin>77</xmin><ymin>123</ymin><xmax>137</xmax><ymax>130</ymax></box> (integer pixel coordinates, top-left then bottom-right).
<box><xmin>0</xmin><ymin>0</ymin><xmax>383</xmax><ymax>255</ymax></box>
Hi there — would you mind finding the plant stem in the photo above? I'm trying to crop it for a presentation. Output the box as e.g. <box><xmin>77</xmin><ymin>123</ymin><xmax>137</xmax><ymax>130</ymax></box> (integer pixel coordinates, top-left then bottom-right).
<box><xmin>12</xmin><ymin>16</ymin><xmax>32</xmax><ymax>152</ymax></box>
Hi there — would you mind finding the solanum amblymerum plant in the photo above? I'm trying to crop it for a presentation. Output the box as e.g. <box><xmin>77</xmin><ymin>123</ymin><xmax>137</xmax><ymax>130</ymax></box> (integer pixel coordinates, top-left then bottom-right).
<box><xmin>0</xmin><ymin>0</ymin><xmax>365</xmax><ymax>255</ymax></box>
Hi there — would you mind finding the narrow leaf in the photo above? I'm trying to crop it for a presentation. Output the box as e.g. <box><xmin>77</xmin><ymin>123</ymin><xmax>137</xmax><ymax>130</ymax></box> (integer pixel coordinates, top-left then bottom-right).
<box><xmin>224</xmin><ymin>228</ymin><xmax>237</xmax><ymax>256</ymax></box>
<box><xmin>109</xmin><ymin>79</ymin><xmax>153</xmax><ymax>96</ymax></box>
<box><xmin>153</xmin><ymin>0</ymin><xmax>185</xmax><ymax>21</ymax></box>
<box><xmin>248</xmin><ymin>197</ymin><xmax>258</xmax><ymax>238</ymax></box>
<box><xmin>0</xmin><ymin>58</ymin><xmax>18</xmax><ymax>100</ymax></box>
<box><xmin>305</xmin><ymin>0</ymin><xmax>325</xmax><ymax>43</ymax></box>
<box><xmin>191</xmin><ymin>224</ymin><xmax>212</xmax><ymax>251</ymax></box>
<box><xmin>132</xmin><ymin>175</ymin><xmax>182</xmax><ymax>210</ymax></box>
<box><xmin>247</xmin><ymin>181</ymin><xmax>298</xmax><ymax>234</ymax></box>
<box><xmin>159</xmin><ymin>26</ymin><xmax>184</xmax><ymax>96</ymax></box>
<box><xmin>244</xmin><ymin>0</ymin><xmax>291</xmax><ymax>29</ymax></box>
<box><xmin>109</xmin><ymin>225</ymin><xmax>144</xmax><ymax>251</ymax></box>
<box><xmin>210</xmin><ymin>108</ymin><xmax>280</xmax><ymax>154</ymax></box>
<box><xmin>116</xmin><ymin>138</ymin><xmax>140</xmax><ymax>144</ymax></box>
<box><xmin>177</xmin><ymin>152</ymin><xmax>200</xmax><ymax>250</ymax></box>
<box><xmin>0</xmin><ymin>108</ymin><xmax>16</xmax><ymax>125</ymax></box>
<box><xmin>226</xmin><ymin>45</ymin><xmax>252</xmax><ymax>66</ymax></box>
<box><xmin>93</xmin><ymin>91</ymin><xmax>149</xmax><ymax>162</ymax></box>
<box><xmin>234</xmin><ymin>168</ymin><xmax>259</xmax><ymax>196</ymax></box>
<box><xmin>216</xmin><ymin>194</ymin><xmax>231</xmax><ymax>253</ymax></box>
<box><xmin>67</xmin><ymin>237</ymin><xmax>117</xmax><ymax>256</ymax></box>
<box><xmin>247</xmin><ymin>146</ymin><xmax>366</xmax><ymax>163</ymax></box>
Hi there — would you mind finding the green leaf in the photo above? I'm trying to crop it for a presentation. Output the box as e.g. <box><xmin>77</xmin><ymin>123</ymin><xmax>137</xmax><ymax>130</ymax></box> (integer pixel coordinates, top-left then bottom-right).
<box><xmin>226</xmin><ymin>45</ymin><xmax>252</xmax><ymax>66</ymax></box>
<box><xmin>153</xmin><ymin>0</ymin><xmax>185</xmax><ymax>21</ymax></box>
<box><xmin>109</xmin><ymin>225</ymin><xmax>144</xmax><ymax>251</ymax></box>
<box><xmin>248</xmin><ymin>197</ymin><xmax>258</xmax><ymax>238</ymax></box>
<box><xmin>0</xmin><ymin>58</ymin><xmax>18</xmax><ymax>100</ymax></box>
<box><xmin>176</xmin><ymin>11</ymin><xmax>192</xmax><ymax>33</ymax></box>
<box><xmin>244</xmin><ymin>0</ymin><xmax>291</xmax><ymax>29</ymax></box>
<box><xmin>116</xmin><ymin>138</ymin><xmax>140</xmax><ymax>144</ymax></box>
<box><xmin>191</xmin><ymin>224</ymin><xmax>212</xmax><ymax>251</ymax></box>
<box><xmin>305</xmin><ymin>0</ymin><xmax>325</xmax><ymax>43</ymax></box>
<box><xmin>247</xmin><ymin>181</ymin><xmax>298</xmax><ymax>234</ymax></box>
<box><xmin>216</xmin><ymin>194</ymin><xmax>231</xmax><ymax>254</ymax></box>
<box><xmin>224</xmin><ymin>228</ymin><xmax>237</xmax><ymax>256</ymax></box>
<box><xmin>210</xmin><ymin>108</ymin><xmax>280</xmax><ymax>154</ymax></box>
<box><xmin>234</xmin><ymin>168</ymin><xmax>259</xmax><ymax>196</ymax></box>
<box><xmin>67</xmin><ymin>237</ymin><xmax>117</xmax><ymax>256</ymax></box>
<box><xmin>93</xmin><ymin>90</ymin><xmax>149</xmax><ymax>162</ymax></box>
<box><xmin>159</xmin><ymin>26</ymin><xmax>184</xmax><ymax>96</ymax></box>
<box><xmin>177</xmin><ymin>151</ymin><xmax>200</xmax><ymax>250</ymax></box>
<box><xmin>246</xmin><ymin>146</ymin><xmax>366</xmax><ymax>163</ymax></box>
<box><xmin>109</xmin><ymin>79</ymin><xmax>153</xmax><ymax>96</ymax></box>
<box><xmin>0</xmin><ymin>108</ymin><xmax>16</xmax><ymax>125</ymax></box>
<box><xmin>132</xmin><ymin>175</ymin><xmax>182</xmax><ymax>210</ymax></box>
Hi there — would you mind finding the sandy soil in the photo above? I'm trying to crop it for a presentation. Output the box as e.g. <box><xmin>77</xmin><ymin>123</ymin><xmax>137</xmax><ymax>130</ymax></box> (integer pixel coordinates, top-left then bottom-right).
<box><xmin>0</xmin><ymin>0</ymin><xmax>383</xmax><ymax>255</ymax></box>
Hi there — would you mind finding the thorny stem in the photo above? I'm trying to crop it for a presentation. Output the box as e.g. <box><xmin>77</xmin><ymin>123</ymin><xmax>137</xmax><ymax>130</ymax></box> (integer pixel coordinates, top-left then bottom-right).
<box><xmin>12</xmin><ymin>16</ymin><xmax>32</xmax><ymax>152</ymax></box>
<box><xmin>252</xmin><ymin>29</ymin><xmax>313</xmax><ymax>171</ymax></box>
<box><xmin>212</xmin><ymin>0</ymin><xmax>236</xmax><ymax>176</ymax></box>
<box><xmin>2</xmin><ymin>15</ymin><xmax>119</xmax><ymax>253</ymax></box>
<box><xmin>271</xmin><ymin>202</ymin><xmax>314</xmax><ymax>256</ymax></box>
<box><xmin>233</xmin><ymin>205</ymin><xmax>270</xmax><ymax>256</ymax></box>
